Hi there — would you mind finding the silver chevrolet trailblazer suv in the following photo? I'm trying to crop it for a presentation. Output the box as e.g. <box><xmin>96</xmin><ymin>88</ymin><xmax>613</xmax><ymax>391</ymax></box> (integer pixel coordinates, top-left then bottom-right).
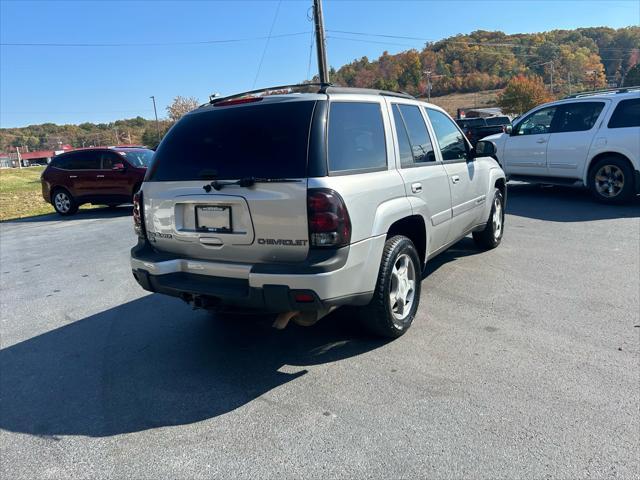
<box><xmin>131</xmin><ymin>84</ymin><xmax>506</xmax><ymax>338</ymax></box>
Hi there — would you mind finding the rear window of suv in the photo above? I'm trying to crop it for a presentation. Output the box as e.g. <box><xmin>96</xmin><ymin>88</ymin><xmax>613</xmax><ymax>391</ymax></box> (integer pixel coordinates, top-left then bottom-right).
<box><xmin>148</xmin><ymin>101</ymin><xmax>316</xmax><ymax>181</ymax></box>
<box><xmin>608</xmin><ymin>98</ymin><xmax>640</xmax><ymax>129</ymax></box>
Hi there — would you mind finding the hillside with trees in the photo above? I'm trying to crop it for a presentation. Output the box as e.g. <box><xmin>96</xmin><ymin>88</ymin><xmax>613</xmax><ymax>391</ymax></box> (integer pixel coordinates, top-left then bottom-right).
<box><xmin>2</xmin><ymin>26</ymin><xmax>638</xmax><ymax>153</ymax></box>
<box><xmin>331</xmin><ymin>26</ymin><xmax>639</xmax><ymax>97</ymax></box>
<box><xmin>0</xmin><ymin>117</ymin><xmax>173</xmax><ymax>154</ymax></box>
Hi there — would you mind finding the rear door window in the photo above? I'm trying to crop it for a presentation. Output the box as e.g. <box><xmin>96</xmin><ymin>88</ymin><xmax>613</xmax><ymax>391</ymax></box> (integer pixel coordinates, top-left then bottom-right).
<box><xmin>397</xmin><ymin>104</ymin><xmax>436</xmax><ymax>164</ymax></box>
<box><xmin>327</xmin><ymin>102</ymin><xmax>387</xmax><ymax>173</ymax></box>
<box><xmin>608</xmin><ymin>98</ymin><xmax>640</xmax><ymax>128</ymax></box>
<box><xmin>149</xmin><ymin>101</ymin><xmax>316</xmax><ymax>181</ymax></box>
<box><xmin>56</xmin><ymin>151</ymin><xmax>101</xmax><ymax>170</ymax></box>
<box><xmin>392</xmin><ymin>105</ymin><xmax>414</xmax><ymax>167</ymax></box>
<box><xmin>552</xmin><ymin>102</ymin><xmax>605</xmax><ymax>133</ymax></box>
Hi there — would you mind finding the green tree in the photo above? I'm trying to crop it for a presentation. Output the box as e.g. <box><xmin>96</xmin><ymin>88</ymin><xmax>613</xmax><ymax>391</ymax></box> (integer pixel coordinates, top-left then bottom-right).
<box><xmin>623</xmin><ymin>64</ymin><xmax>640</xmax><ymax>86</ymax></box>
<box><xmin>498</xmin><ymin>75</ymin><xmax>553</xmax><ymax>115</ymax></box>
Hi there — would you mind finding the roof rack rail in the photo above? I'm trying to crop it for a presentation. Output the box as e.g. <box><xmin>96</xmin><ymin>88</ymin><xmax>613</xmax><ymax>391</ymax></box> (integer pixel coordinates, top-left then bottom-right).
<box><xmin>322</xmin><ymin>86</ymin><xmax>414</xmax><ymax>99</ymax></box>
<box><xmin>205</xmin><ymin>83</ymin><xmax>416</xmax><ymax>106</ymax></box>
<box><xmin>208</xmin><ymin>82</ymin><xmax>331</xmax><ymax>104</ymax></box>
<box><xmin>564</xmin><ymin>86</ymin><xmax>640</xmax><ymax>99</ymax></box>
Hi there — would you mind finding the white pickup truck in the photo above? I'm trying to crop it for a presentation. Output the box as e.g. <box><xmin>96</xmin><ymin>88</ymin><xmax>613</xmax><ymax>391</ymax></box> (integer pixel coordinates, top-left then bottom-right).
<box><xmin>484</xmin><ymin>88</ymin><xmax>640</xmax><ymax>203</ymax></box>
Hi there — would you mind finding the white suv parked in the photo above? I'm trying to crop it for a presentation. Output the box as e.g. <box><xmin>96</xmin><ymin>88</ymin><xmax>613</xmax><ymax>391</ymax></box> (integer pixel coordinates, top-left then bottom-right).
<box><xmin>131</xmin><ymin>84</ymin><xmax>506</xmax><ymax>338</ymax></box>
<box><xmin>484</xmin><ymin>88</ymin><xmax>640</xmax><ymax>203</ymax></box>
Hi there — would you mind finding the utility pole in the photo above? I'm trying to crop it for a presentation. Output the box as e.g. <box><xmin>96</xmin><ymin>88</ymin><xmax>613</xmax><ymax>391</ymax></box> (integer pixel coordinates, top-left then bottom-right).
<box><xmin>549</xmin><ymin>61</ymin><xmax>554</xmax><ymax>95</ymax></box>
<box><xmin>15</xmin><ymin>146</ymin><xmax>22</xmax><ymax>169</ymax></box>
<box><xmin>114</xmin><ymin>127</ymin><xmax>119</xmax><ymax>145</ymax></box>
<box><xmin>423</xmin><ymin>70</ymin><xmax>432</xmax><ymax>101</ymax></box>
<box><xmin>312</xmin><ymin>0</ymin><xmax>329</xmax><ymax>84</ymax></box>
<box><xmin>567</xmin><ymin>71</ymin><xmax>572</xmax><ymax>95</ymax></box>
<box><xmin>150</xmin><ymin>95</ymin><xmax>160</xmax><ymax>144</ymax></box>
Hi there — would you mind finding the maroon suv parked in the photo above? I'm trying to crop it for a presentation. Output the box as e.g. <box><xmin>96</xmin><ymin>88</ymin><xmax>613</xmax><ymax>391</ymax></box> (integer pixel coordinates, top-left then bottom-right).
<box><xmin>41</xmin><ymin>147</ymin><xmax>154</xmax><ymax>215</ymax></box>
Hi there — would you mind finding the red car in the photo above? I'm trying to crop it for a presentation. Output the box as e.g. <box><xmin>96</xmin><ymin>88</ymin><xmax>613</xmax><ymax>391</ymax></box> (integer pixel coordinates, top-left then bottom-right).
<box><xmin>41</xmin><ymin>147</ymin><xmax>154</xmax><ymax>215</ymax></box>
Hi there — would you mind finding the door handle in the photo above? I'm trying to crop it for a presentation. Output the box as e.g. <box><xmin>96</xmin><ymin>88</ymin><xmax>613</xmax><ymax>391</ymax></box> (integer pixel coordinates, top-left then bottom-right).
<box><xmin>411</xmin><ymin>182</ymin><xmax>422</xmax><ymax>194</ymax></box>
<box><xmin>536</xmin><ymin>138</ymin><xmax>547</xmax><ymax>144</ymax></box>
<box><xmin>451</xmin><ymin>175</ymin><xmax>461</xmax><ymax>184</ymax></box>
<box><xmin>96</xmin><ymin>175</ymin><xmax>105</xmax><ymax>178</ymax></box>
<box><xmin>69</xmin><ymin>175</ymin><xmax>77</xmax><ymax>179</ymax></box>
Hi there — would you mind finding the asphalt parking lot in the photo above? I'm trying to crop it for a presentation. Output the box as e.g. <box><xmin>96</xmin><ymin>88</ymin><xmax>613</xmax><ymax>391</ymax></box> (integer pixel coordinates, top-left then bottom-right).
<box><xmin>1</xmin><ymin>184</ymin><xmax>638</xmax><ymax>479</ymax></box>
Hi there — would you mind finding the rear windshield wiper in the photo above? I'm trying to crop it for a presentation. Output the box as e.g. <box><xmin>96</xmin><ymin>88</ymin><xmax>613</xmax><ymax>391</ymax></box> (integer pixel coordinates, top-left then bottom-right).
<box><xmin>203</xmin><ymin>177</ymin><xmax>299</xmax><ymax>192</ymax></box>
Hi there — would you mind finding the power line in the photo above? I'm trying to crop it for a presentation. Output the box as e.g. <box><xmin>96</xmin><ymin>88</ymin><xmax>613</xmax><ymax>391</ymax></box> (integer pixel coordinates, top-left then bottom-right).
<box><xmin>2</xmin><ymin>110</ymin><xmax>155</xmax><ymax>114</ymax></box>
<box><xmin>328</xmin><ymin>35</ymin><xmax>626</xmax><ymax>61</ymax></box>
<box><xmin>306</xmin><ymin>14</ymin><xmax>316</xmax><ymax>81</ymax></box>
<box><xmin>326</xmin><ymin>35</ymin><xmax>424</xmax><ymax>48</ymax></box>
<box><xmin>252</xmin><ymin>0</ymin><xmax>283</xmax><ymax>89</ymax></box>
<box><xmin>327</xmin><ymin>35</ymin><xmax>537</xmax><ymax>55</ymax></box>
<box><xmin>0</xmin><ymin>31</ymin><xmax>307</xmax><ymax>47</ymax></box>
<box><xmin>326</xmin><ymin>29</ymin><xmax>640</xmax><ymax>53</ymax></box>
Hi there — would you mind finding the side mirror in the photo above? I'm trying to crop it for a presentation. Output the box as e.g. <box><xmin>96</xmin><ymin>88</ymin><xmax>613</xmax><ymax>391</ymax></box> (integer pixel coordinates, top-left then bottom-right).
<box><xmin>473</xmin><ymin>140</ymin><xmax>497</xmax><ymax>158</ymax></box>
<box><xmin>504</xmin><ymin>125</ymin><xmax>513</xmax><ymax>134</ymax></box>
<box><xmin>112</xmin><ymin>163</ymin><xmax>126</xmax><ymax>171</ymax></box>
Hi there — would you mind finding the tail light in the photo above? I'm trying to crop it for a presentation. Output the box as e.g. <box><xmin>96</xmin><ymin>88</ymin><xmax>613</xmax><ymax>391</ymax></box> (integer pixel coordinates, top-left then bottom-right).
<box><xmin>133</xmin><ymin>190</ymin><xmax>146</xmax><ymax>239</ymax></box>
<box><xmin>307</xmin><ymin>189</ymin><xmax>351</xmax><ymax>248</ymax></box>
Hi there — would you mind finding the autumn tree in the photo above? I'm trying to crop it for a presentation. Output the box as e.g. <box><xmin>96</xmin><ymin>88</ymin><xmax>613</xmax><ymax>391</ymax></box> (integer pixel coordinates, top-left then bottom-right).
<box><xmin>498</xmin><ymin>75</ymin><xmax>553</xmax><ymax>115</ymax></box>
<box><xmin>166</xmin><ymin>96</ymin><xmax>199</xmax><ymax>123</ymax></box>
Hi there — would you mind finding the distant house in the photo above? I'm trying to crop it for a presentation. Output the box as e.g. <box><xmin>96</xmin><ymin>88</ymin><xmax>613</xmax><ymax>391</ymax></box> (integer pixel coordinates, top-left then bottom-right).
<box><xmin>8</xmin><ymin>150</ymin><xmax>56</xmax><ymax>166</ymax></box>
<box><xmin>4</xmin><ymin>144</ymin><xmax>74</xmax><ymax>167</ymax></box>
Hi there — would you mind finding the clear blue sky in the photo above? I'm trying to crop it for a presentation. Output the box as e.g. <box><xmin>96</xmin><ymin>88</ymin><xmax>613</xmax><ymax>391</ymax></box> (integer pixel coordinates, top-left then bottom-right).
<box><xmin>1</xmin><ymin>0</ymin><xmax>638</xmax><ymax>127</ymax></box>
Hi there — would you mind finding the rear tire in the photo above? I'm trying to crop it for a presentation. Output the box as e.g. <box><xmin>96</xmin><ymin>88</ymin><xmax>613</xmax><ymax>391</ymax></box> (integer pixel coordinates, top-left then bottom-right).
<box><xmin>359</xmin><ymin>235</ymin><xmax>421</xmax><ymax>338</ymax></box>
<box><xmin>473</xmin><ymin>188</ymin><xmax>504</xmax><ymax>250</ymax></box>
<box><xmin>588</xmin><ymin>156</ymin><xmax>634</xmax><ymax>204</ymax></box>
<box><xmin>52</xmin><ymin>188</ymin><xmax>78</xmax><ymax>216</ymax></box>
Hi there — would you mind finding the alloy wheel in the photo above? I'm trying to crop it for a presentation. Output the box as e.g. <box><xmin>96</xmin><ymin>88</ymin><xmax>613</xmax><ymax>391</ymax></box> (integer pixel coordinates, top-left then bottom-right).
<box><xmin>389</xmin><ymin>253</ymin><xmax>416</xmax><ymax>324</ymax></box>
<box><xmin>493</xmin><ymin>196</ymin><xmax>503</xmax><ymax>240</ymax></box>
<box><xmin>54</xmin><ymin>192</ymin><xmax>71</xmax><ymax>213</ymax></box>
<box><xmin>594</xmin><ymin>165</ymin><xmax>624</xmax><ymax>198</ymax></box>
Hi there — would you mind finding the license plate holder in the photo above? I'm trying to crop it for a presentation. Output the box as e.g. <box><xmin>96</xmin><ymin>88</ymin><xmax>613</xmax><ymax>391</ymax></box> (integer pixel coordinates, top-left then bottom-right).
<box><xmin>195</xmin><ymin>205</ymin><xmax>232</xmax><ymax>233</ymax></box>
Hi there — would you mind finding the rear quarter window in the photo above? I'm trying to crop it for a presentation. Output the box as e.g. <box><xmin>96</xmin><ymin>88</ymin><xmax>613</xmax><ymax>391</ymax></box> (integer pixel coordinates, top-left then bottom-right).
<box><xmin>327</xmin><ymin>101</ymin><xmax>387</xmax><ymax>174</ymax></box>
<box><xmin>607</xmin><ymin>98</ymin><xmax>640</xmax><ymax>129</ymax></box>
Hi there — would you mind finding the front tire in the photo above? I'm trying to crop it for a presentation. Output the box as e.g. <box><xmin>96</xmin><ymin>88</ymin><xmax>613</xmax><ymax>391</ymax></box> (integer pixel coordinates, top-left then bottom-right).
<box><xmin>52</xmin><ymin>188</ymin><xmax>78</xmax><ymax>216</ymax></box>
<box><xmin>359</xmin><ymin>235</ymin><xmax>421</xmax><ymax>338</ymax></box>
<box><xmin>473</xmin><ymin>188</ymin><xmax>504</xmax><ymax>250</ymax></box>
<box><xmin>588</xmin><ymin>157</ymin><xmax>634</xmax><ymax>204</ymax></box>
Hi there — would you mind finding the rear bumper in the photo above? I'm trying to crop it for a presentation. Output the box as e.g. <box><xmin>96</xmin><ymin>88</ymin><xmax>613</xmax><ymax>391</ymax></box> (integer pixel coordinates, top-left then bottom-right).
<box><xmin>130</xmin><ymin>235</ymin><xmax>386</xmax><ymax>311</ymax></box>
<box><xmin>634</xmin><ymin>169</ymin><xmax>640</xmax><ymax>194</ymax></box>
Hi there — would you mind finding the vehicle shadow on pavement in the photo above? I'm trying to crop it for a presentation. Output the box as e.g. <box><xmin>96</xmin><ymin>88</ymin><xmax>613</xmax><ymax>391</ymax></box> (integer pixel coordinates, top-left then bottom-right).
<box><xmin>3</xmin><ymin>206</ymin><xmax>133</xmax><ymax>224</ymax></box>
<box><xmin>422</xmin><ymin>237</ymin><xmax>480</xmax><ymax>280</ymax></box>
<box><xmin>506</xmin><ymin>183</ymin><xmax>640</xmax><ymax>222</ymax></box>
<box><xmin>0</xmin><ymin>294</ymin><xmax>386</xmax><ymax>438</ymax></box>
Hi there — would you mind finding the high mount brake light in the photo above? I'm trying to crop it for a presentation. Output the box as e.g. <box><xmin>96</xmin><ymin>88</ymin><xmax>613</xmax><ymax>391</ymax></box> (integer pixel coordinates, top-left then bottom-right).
<box><xmin>214</xmin><ymin>97</ymin><xmax>263</xmax><ymax>107</ymax></box>
<box><xmin>307</xmin><ymin>189</ymin><xmax>351</xmax><ymax>248</ymax></box>
<box><xmin>133</xmin><ymin>191</ymin><xmax>146</xmax><ymax>239</ymax></box>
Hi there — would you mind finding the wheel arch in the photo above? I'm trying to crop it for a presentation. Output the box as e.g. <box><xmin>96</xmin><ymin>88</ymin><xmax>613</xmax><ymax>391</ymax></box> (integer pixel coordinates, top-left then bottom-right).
<box><xmin>386</xmin><ymin>215</ymin><xmax>427</xmax><ymax>268</ymax></box>
<box><xmin>50</xmin><ymin>185</ymin><xmax>72</xmax><ymax>203</ymax></box>
<box><xmin>584</xmin><ymin>151</ymin><xmax>635</xmax><ymax>185</ymax></box>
